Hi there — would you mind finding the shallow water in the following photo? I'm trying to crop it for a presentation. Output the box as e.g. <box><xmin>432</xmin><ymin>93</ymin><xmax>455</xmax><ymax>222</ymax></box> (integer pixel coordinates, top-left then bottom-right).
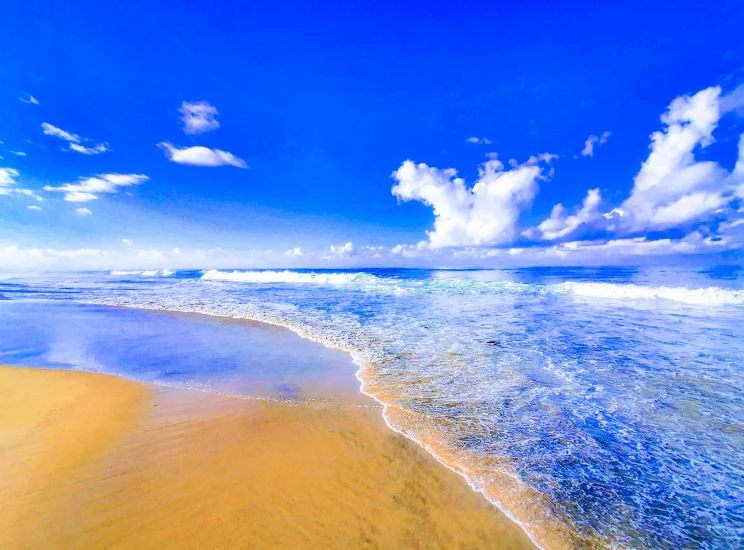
<box><xmin>1</xmin><ymin>267</ymin><xmax>743</xmax><ymax>549</ymax></box>
<box><xmin>0</xmin><ymin>300</ymin><xmax>363</xmax><ymax>405</ymax></box>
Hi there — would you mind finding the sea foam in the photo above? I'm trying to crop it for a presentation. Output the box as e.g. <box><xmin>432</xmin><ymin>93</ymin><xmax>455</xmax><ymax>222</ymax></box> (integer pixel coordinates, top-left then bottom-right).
<box><xmin>201</xmin><ymin>269</ymin><xmax>364</xmax><ymax>284</ymax></box>
<box><xmin>558</xmin><ymin>281</ymin><xmax>744</xmax><ymax>306</ymax></box>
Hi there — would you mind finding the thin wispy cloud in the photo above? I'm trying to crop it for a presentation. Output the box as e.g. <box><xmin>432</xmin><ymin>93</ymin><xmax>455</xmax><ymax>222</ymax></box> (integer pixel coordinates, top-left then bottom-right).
<box><xmin>19</xmin><ymin>94</ymin><xmax>40</xmax><ymax>105</ymax></box>
<box><xmin>0</xmin><ymin>167</ymin><xmax>20</xmax><ymax>190</ymax></box>
<box><xmin>1</xmin><ymin>169</ymin><xmax>43</xmax><ymax>202</ymax></box>
<box><xmin>581</xmin><ymin>131</ymin><xmax>611</xmax><ymax>157</ymax></box>
<box><xmin>44</xmin><ymin>173</ymin><xmax>149</xmax><ymax>202</ymax></box>
<box><xmin>14</xmin><ymin>188</ymin><xmax>43</xmax><ymax>201</ymax></box>
<box><xmin>69</xmin><ymin>143</ymin><xmax>110</xmax><ymax>155</ymax></box>
<box><xmin>158</xmin><ymin>142</ymin><xmax>247</xmax><ymax>168</ymax></box>
<box><xmin>466</xmin><ymin>137</ymin><xmax>492</xmax><ymax>144</ymax></box>
<box><xmin>179</xmin><ymin>101</ymin><xmax>220</xmax><ymax>135</ymax></box>
<box><xmin>41</xmin><ymin>123</ymin><xmax>81</xmax><ymax>143</ymax></box>
<box><xmin>11</xmin><ymin>151</ymin><xmax>26</xmax><ymax>157</ymax></box>
<box><xmin>27</xmin><ymin>205</ymin><xmax>42</xmax><ymax>211</ymax></box>
<box><xmin>41</xmin><ymin>122</ymin><xmax>109</xmax><ymax>154</ymax></box>
<box><xmin>76</xmin><ymin>207</ymin><xmax>92</xmax><ymax>216</ymax></box>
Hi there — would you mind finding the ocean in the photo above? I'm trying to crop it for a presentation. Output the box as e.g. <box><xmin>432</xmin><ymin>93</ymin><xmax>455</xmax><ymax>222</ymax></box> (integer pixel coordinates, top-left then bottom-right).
<box><xmin>1</xmin><ymin>266</ymin><xmax>743</xmax><ymax>549</ymax></box>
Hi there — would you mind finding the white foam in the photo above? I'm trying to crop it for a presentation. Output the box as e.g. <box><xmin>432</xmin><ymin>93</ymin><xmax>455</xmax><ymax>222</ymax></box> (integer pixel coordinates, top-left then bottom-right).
<box><xmin>559</xmin><ymin>282</ymin><xmax>744</xmax><ymax>306</ymax></box>
<box><xmin>161</xmin><ymin>269</ymin><xmax>175</xmax><ymax>276</ymax></box>
<box><xmin>110</xmin><ymin>270</ymin><xmax>143</xmax><ymax>275</ymax></box>
<box><xmin>141</xmin><ymin>270</ymin><xmax>159</xmax><ymax>276</ymax></box>
<box><xmin>201</xmin><ymin>269</ymin><xmax>363</xmax><ymax>285</ymax></box>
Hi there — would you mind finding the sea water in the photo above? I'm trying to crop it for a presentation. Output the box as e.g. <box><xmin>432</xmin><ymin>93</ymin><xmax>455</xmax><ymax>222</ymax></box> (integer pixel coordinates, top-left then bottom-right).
<box><xmin>1</xmin><ymin>267</ymin><xmax>742</xmax><ymax>549</ymax></box>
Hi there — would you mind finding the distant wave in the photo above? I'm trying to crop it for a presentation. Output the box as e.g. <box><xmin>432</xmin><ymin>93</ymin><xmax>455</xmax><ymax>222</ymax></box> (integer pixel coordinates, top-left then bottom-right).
<box><xmin>201</xmin><ymin>269</ymin><xmax>367</xmax><ymax>284</ymax></box>
<box><xmin>110</xmin><ymin>270</ymin><xmax>176</xmax><ymax>277</ymax></box>
<box><xmin>558</xmin><ymin>282</ymin><xmax>744</xmax><ymax>306</ymax></box>
<box><xmin>198</xmin><ymin>269</ymin><xmax>744</xmax><ymax>305</ymax></box>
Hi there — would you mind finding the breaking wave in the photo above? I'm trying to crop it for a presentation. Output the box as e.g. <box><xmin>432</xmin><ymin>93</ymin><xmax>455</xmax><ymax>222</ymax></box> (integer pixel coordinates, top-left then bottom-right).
<box><xmin>558</xmin><ymin>282</ymin><xmax>744</xmax><ymax>306</ymax></box>
<box><xmin>110</xmin><ymin>270</ymin><xmax>176</xmax><ymax>277</ymax></box>
<box><xmin>201</xmin><ymin>269</ymin><xmax>368</xmax><ymax>285</ymax></box>
<box><xmin>199</xmin><ymin>269</ymin><xmax>744</xmax><ymax>306</ymax></box>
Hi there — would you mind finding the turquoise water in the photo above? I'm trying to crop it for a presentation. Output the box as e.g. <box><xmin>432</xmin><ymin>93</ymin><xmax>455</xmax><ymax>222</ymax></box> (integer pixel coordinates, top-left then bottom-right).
<box><xmin>1</xmin><ymin>267</ymin><xmax>743</xmax><ymax>549</ymax></box>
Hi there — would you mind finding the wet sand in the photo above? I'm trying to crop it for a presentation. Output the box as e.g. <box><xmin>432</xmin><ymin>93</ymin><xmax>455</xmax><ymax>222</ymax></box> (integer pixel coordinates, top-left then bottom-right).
<box><xmin>0</xmin><ymin>365</ymin><xmax>536</xmax><ymax>550</ymax></box>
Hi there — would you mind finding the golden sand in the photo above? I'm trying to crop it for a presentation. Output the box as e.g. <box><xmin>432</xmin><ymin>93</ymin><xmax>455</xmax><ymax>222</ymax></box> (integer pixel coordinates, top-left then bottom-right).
<box><xmin>0</xmin><ymin>366</ymin><xmax>535</xmax><ymax>549</ymax></box>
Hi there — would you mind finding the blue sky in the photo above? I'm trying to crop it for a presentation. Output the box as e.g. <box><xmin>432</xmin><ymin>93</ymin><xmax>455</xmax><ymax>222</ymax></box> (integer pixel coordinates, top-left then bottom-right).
<box><xmin>1</xmin><ymin>0</ymin><xmax>743</xmax><ymax>270</ymax></box>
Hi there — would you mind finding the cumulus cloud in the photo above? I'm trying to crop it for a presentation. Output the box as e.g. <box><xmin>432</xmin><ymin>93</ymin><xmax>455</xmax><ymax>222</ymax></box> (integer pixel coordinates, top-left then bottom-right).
<box><xmin>158</xmin><ymin>142</ymin><xmax>247</xmax><ymax>168</ymax></box>
<box><xmin>284</xmin><ymin>247</ymin><xmax>303</xmax><ymax>257</ymax></box>
<box><xmin>581</xmin><ymin>131</ymin><xmax>611</xmax><ymax>157</ymax></box>
<box><xmin>466</xmin><ymin>137</ymin><xmax>492</xmax><ymax>144</ymax></box>
<box><xmin>619</xmin><ymin>86</ymin><xmax>744</xmax><ymax>232</ymax></box>
<box><xmin>329</xmin><ymin>242</ymin><xmax>356</xmax><ymax>256</ymax></box>
<box><xmin>179</xmin><ymin>101</ymin><xmax>220</xmax><ymax>135</ymax></box>
<box><xmin>70</xmin><ymin>143</ymin><xmax>110</xmax><ymax>155</ymax></box>
<box><xmin>528</xmin><ymin>188</ymin><xmax>602</xmax><ymax>240</ymax></box>
<box><xmin>20</xmin><ymin>94</ymin><xmax>40</xmax><ymax>105</ymax></box>
<box><xmin>391</xmin><ymin>154</ymin><xmax>555</xmax><ymax>248</ymax></box>
<box><xmin>76</xmin><ymin>207</ymin><xmax>92</xmax><ymax>216</ymax></box>
<box><xmin>44</xmin><ymin>173</ymin><xmax>149</xmax><ymax>202</ymax></box>
<box><xmin>41</xmin><ymin>122</ymin><xmax>81</xmax><ymax>143</ymax></box>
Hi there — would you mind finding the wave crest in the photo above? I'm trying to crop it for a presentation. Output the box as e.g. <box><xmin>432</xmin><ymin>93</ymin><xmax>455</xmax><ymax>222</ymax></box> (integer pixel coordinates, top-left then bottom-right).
<box><xmin>558</xmin><ymin>282</ymin><xmax>744</xmax><ymax>306</ymax></box>
<box><xmin>201</xmin><ymin>269</ymin><xmax>367</xmax><ymax>285</ymax></box>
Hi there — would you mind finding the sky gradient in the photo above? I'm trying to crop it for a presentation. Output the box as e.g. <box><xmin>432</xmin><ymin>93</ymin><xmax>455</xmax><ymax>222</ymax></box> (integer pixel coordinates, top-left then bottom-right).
<box><xmin>1</xmin><ymin>0</ymin><xmax>744</xmax><ymax>270</ymax></box>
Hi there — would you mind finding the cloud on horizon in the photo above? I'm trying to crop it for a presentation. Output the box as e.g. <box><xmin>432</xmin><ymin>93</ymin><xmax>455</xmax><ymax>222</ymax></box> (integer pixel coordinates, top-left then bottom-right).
<box><xmin>392</xmin><ymin>154</ymin><xmax>556</xmax><ymax>248</ymax></box>
<box><xmin>391</xmin><ymin>84</ymin><xmax>744</xmax><ymax>257</ymax></box>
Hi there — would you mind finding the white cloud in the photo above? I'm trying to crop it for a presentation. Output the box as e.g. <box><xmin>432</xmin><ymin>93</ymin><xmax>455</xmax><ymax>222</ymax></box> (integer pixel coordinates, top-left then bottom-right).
<box><xmin>76</xmin><ymin>207</ymin><xmax>92</xmax><ymax>216</ymax></box>
<box><xmin>14</xmin><ymin>188</ymin><xmax>43</xmax><ymax>201</ymax></box>
<box><xmin>581</xmin><ymin>131</ymin><xmax>611</xmax><ymax>157</ymax></box>
<box><xmin>122</xmin><ymin>239</ymin><xmax>133</xmax><ymax>245</ymax></box>
<box><xmin>284</xmin><ymin>247</ymin><xmax>303</xmax><ymax>257</ymax></box>
<box><xmin>0</xmin><ymin>168</ymin><xmax>20</xmax><ymax>187</ymax></box>
<box><xmin>528</xmin><ymin>188</ymin><xmax>602</xmax><ymax>240</ymax></box>
<box><xmin>69</xmin><ymin>143</ymin><xmax>110</xmax><ymax>155</ymax></box>
<box><xmin>44</xmin><ymin>173</ymin><xmax>149</xmax><ymax>202</ymax></box>
<box><xmin>158</xmin><ymin>142</ymin><xmax>247</xmax><ymax>168</ymax></box>
<box><xmin>179</xmin><ymin>101</ymin><xmax>220</xmax><ymax>135</ymax></box>
<box><xmin>329</xmin><ymin>242</ymin><xmax>356</xmax><ymax>256</ymax></box>
<box><xmin>41</xmin><ymin>122</ymin><xmax>81</xmax><ymax>143</ymax></box>
<box><xmin>391</xmin><ymin>154</ymin><xmax>555</xmax><ymax>248</ymax></box>
<box><xmin>41</xmin><ymin>123</ymin><xmax>109</xmax><ymax>154</ymax></box>
<box><xmin>11</xmin><ymin>151</ymin><xmax>26</xmax><ymax>157</ymax></box>
<box><xmin>466</xmin><ymin>137</ymin><xmax>492</xmax><ymax>144</ymax></box>
<box><xmin>619</xmin><ymin>86</ymin><xmax>744</xmax><ymax>231</ymax></box>
<box><xmin>0</xmin><ymin>169</ymin><xmax>42</xmax><ymax>201</ymax></box>
<box><xmin>27</xmin><ymin>205</ymin><xmax>42</xmax><ymax>211</ymax></box>
<box><xmin>20</xmin><ymin>95</ymin><xmax>40</xmax><ymax>105</ymax></box>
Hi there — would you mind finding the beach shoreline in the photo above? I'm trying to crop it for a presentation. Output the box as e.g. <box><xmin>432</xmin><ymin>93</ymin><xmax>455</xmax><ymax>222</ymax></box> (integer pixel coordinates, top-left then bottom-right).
<box><xmin>0</xmin><ymin>364</ymin><xmax>536</xmax><ymax>549</ymax></box>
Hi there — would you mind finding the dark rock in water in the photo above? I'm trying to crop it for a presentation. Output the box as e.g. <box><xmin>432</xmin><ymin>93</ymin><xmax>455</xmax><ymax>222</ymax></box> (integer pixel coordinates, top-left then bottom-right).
<box><xmin>486</xmin><ymin>340</ymin><xmax>500</xmax><ymax>346</ymax></box>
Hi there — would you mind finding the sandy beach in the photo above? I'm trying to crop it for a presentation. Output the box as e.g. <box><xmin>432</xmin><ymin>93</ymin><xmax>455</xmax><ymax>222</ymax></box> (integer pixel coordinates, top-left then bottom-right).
<box><xmin>0</xmin><ymin>365</ymin><xmax>535</xmax><ymax>550</ymax></box>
